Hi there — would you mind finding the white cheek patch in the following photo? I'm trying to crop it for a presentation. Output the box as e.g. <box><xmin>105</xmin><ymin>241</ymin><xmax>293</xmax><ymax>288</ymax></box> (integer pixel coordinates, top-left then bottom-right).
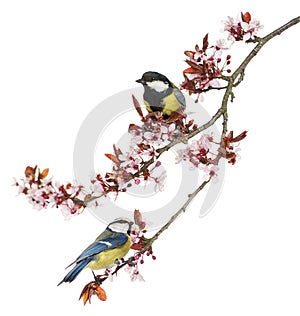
<box><xmin>147</xmin><ymin>80</ymin><xmax>169</xmax><ymax>92</ymax></box>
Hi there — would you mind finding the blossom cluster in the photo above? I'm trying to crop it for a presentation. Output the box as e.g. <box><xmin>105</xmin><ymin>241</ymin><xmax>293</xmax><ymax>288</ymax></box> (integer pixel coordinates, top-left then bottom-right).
<box><xmin>104</xmin><ymin>107</ymin><xmax>198</xmax><ymax>192</ymax></box>
<box><xmin>176</xmin><ymin>130</ymin><xmax>247</xmax><ymax>179</ymax></box>
<box><xmin>176</xmin><ymin>133</ymin><xmax>220</xmax><ymax>180</ymax></box>
<box><xmin>14</xmin><ymin>166</ymin><xmax>86</xmax><ymax>218</ymax></box>
<box><xmin>129</xmin><ymin>115</ymin><xmax>179</xmax><ymax>148</ymax></box>
<box><xmin>181</xmin><ymin>12</ymin><xmax>262</xmax><ymax>98</ymax></box>
<box><xmin>126</xmin><ymin>209</ymin><xmax>156</xmax><ymax>281</ymax></box>
<box><xmin>181</xmin><ymin>33</ymin><xmax>231</xmax><ymax>97</ymax></box>
<box><xmin>104</xmin><ymin>143</ymin><xmax>164</xmax><ymax>191</ymax></box>
<box><xmin>219</xmin><ymin>130</ymin><xmax>248</xmax><ymax>165</ymax></box>
<box><xmin>177</xmin><ymin>134</ymin><xmax>214</xmax><ymax>167</ymax></box>
<box><xmin>223</xmin><ymin>12</ymin><xmax>263</xmax><ymax>42</ymax></box>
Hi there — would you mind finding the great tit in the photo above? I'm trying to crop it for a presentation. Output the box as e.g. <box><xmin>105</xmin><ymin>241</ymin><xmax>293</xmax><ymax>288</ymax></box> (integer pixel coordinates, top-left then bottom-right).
<box><xmin>136</xmin><ymin>71</ymin><xmax>186</xmax><ymax>118</ymax></box>
<box><xmin>58</xmin><ymin>219</ymin><xmax>133</xmax><ymax>285</ymax></box>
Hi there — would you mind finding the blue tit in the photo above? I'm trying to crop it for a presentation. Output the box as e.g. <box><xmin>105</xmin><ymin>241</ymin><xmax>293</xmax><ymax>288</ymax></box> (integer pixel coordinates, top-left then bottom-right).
<box><xmin>136</xmin><ymin>71</ymin><xmax>186</xmax><ymax>118</ymax></box>
<box><xmin>57</xmin><ymin>219</ymin><xmax>133</xmax><ymax>285</ymax></box>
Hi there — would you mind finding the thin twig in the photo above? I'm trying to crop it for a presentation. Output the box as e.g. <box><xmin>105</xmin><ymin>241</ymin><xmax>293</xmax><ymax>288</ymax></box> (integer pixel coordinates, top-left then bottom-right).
<box><xmin>143</xmin><ymin>178</ymin><xmax>211</xmax><ymax>250</ymax></box>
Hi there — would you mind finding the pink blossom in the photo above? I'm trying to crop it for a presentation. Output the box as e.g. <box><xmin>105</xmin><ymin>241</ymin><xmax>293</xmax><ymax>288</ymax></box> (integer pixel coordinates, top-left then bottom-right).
<box><xmin>14</xmin><ymin>166</ymin><xmax>86</xmax><ymax>219</ymax></box>
<box><xmin>153</xmin><ymin>170</ymin><xmax>167</xmax><ymax>192</ymax></box>
<box><xmin>176</xmin><ymin>134</ymin><xmax>214</xmax><ymax>168</ymax></box>
<box><xmin>242</xmin><ymin>19</ymin><xmax>263</xmax><ymax>40</ymax></box>
<box><xmin>130</xmin><ymin>117</ymin><xmax>180</xmax><ymax>148</ymax></box>
<box><xmin>61</xmin><ymin>198</ymin><xmax>82</xmax><ymax>219</ymax></box>
<box><xmin>215</xmin><ymin>38</ymin><xmax>234</xmax><ymax>50</ymax></box>
<box><xmin>222</xmin><ymin>14</ymin><xmax>263</xmax><ymax>41</ymax></box>
<box><xmin>124</xmin><ymin>258</ymin><xmax>145</xmax><ymax>282</ymax></box>
<box><xmin>130</xmin><ymin>269</ymin><xmax>145</xmax><ymax>282</ymax></box>
<box><xmin>181</xmin><ymin>33</ymin><xmax>233</xmax><ymax>95</ymax></box>
<box><xmin>200</xmin><ymin>165</ymin><xmax>219</xmax><ymax>181</ymax></box>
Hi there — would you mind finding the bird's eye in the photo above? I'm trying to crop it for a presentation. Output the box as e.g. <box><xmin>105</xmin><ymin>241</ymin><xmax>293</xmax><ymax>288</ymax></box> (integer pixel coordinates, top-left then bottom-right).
<box><xmin>151</xmin><ymin>77</ymin><xmax>155</xmax><ymax>81</ymax></box>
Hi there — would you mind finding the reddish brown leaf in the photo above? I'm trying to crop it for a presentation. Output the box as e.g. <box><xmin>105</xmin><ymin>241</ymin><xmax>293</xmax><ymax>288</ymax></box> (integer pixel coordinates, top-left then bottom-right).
<box><xmin>40</xmin><ymin>168</ymin><xmax>49</xmax><ymax>178</ymax></box>
<box><xmin>185</xmin><ymin>119</ymin><xmax>194</xmax><ymax>128</ymax></box>
<box><xmin>226</xmin><ymin>131</ymin><xmax>234</xmax><ymax>142</ymax></box>
<box><xmin>241</xmin><ymin>12</ymin><xmax>251</xmax><ymax>23</ymax></box>
<box><xmin>183</xmin><ymin>67</ymin><xmax>200</xmax><ymax>74</ymax></box>
<box><xmin>79</xmin><ymin>282</ymin><xmax>107</xmax><ymax>305</ymax></box>
<box><xmin>134</xmin><ymin>209</ymin><xmax>142</xmax><ymax>224</ymax></box>
<box><xmin>113</xmin><ymin>144</ymin><xmax>122</xmax><ymax>157</ymax></box>
<box><xmin>166</xmin><ymin>111</ymin><xmax>184</xmax><ymax>124</ymax></box>
<box><xmin>231</xmin><ymin>130</ymin><xmax>248</xmax><ymax>143</ymax></box>
<box><xmin>185</xmin><ymin>60</ymin><xmax>204</xmax><ymax>72</ymax></box>
<box><xmin>25</xmin><ymin>166</ymin><xmax>36</xmax><ymax>178</ymax></box>
<box><xmin>105</xmin><ymin>153</ymin><xmax>120</xmax><ymax>164</ymax></box>
<box><xmin>131</xmin><ymin>243</ymin><xmax>143</xmax><ymax>250</ymax></box>
<box><xmin>184</xmin><ymin>50</ymin><xmax>194</xmax><ymax>58</ymax></box>
<box><xmin>132</xmin><ymin>94</ymin><xmax>144</xmax><ymax>120</ymax></box>
<box><xmin>128</xmin><ymin>123</ymin><xmax>142</xmax><ymax>134</ymax></box>
<box><xmin>84</xmin><ymin>193</ymin><xmax>92</xmax><ymax>201</ymax></box>
<box><xmin>138</xmin><ymin>221</ymin><xmax>146</xmax><ymax>230</ymax></box>
<box><xmin>79</xmin><ymin>283</ymin><xmax>91</xmax><ymax>305</ymax></box>
<box><xmin>202</xmin><ymin>33</ymin><xmax>209</xmax><ymax>51</ymax></box>
<box><xmin>134</xmin><ymin>209</ymin><xmax>146</xmax><ymax>230</ymax></box>
<box><xmin>137</xmin><ymin>143</ymin><xmax>151</xmax><ymax>151</ymax></box>
<box><xmin>94</xmin><ymin>285</ymin><xmax>107</xmax><ymax>301</ymax></box>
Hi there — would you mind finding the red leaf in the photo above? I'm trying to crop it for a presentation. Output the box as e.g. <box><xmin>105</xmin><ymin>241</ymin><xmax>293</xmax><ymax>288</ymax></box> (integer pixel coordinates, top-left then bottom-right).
<box><xmin>231</xmin><ymin>130</ymin><xmax>248</xmax><ymax>143</ymax></box>
<box><xmin>202</xmin><ymin>33</ymin><xmax>209</xmax><ymax>51</ymax></box>
<box><xmin>105</xmin><ymin>153</ymin><xmax>120</xmax><ymax>164</ymax></box>
<box><xmin>132</xmin><ymin>94</ymin><xmax>144</xmax><ymax>120</ymax></box>
<box><xmin>128</xmin><ymin>123</ymin><xmax>142</xmax><ymax>136</ymax></box>
<box><xmin>226</xmin><ymin>131</ymin><xmax>234</xmax><ymax>142</ymax></box>
<box><xmin>184</xmin><ymin>60</ymin><xmax>204</xmax><ymax>72</ymax></box>
<box><xmin>183</xmin><ymin>67</ymin><xmax>199</xmax><ymax>74</ymax></box>
<box><xmin>166</xmin><ymin>111</ymin><xmax>184</xmax><ymax>124</ymax></box>
<box><xmin>131</xmin><ymin>243</ymin><xmax>143</xmax><ymax>250</ymax></box>
<box><xmin>241</xmin><ymin>12</ymin><xmax>251</xmax><ymax>23</ymax></box>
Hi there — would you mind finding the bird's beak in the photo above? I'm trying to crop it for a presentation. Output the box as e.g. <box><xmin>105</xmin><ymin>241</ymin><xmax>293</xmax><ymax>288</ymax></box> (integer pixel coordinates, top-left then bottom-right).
<box><xmin>136</xmin><ymin>78</ymin><xmax>145</xmax><ymax>84</ymax></box>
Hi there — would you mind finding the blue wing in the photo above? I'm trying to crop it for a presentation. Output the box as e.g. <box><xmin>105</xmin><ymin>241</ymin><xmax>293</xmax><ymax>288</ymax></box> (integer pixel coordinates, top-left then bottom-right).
<box><xmin>57</xmin><ymin>258</ymin><xmax>90</xmax><ymax>285</ymax></box>
<box><xmin>68</xmin><ymin>233</ymin><xmax>129</xmax><ymax>267</ymax></box>
<box><xmin>58</xmin><ymin>231</ymin><xmax>129</xmax><ymax>285</ymax></box>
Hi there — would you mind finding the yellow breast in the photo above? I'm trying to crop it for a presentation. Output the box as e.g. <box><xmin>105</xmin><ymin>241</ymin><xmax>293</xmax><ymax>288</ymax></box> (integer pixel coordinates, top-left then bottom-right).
<box><xmin>161</xmin><ymin>93</ymin><xmax>181</xmax><ymax>116</ymax></box>
<box><xmin>86</xmin><ymin>236</ymin><xmax>131</xmax><ymax>270</ymax></box>
<box><xmin>144</xmin><ymin>93</ymin><xmax>181</xmax><ymax>116</ymax></box>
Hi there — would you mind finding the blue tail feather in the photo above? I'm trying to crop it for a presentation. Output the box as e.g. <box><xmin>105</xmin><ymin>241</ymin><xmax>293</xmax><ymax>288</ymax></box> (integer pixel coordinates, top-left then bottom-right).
<box><xmin>57</xmin><ymin>258</ymin><xmax>90</xmax><ymax>286</ymax></box>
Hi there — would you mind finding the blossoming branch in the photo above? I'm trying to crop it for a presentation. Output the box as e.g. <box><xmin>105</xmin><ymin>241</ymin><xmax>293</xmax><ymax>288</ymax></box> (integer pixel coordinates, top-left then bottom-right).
<box><xmin>13</xmin><ymin>12</ymin><xmax>300</xmax><ymax>303</ymax></box>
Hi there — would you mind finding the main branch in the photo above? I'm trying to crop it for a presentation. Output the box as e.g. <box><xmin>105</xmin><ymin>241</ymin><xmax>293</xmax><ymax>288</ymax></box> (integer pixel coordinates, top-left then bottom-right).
<box><xmin>93</xmin><ymin>16</ymin><xmax>300</xmax><ymax>286</ymax></box>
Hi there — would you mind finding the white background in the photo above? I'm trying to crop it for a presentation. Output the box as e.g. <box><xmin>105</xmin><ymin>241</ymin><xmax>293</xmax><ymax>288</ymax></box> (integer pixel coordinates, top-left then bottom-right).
<box><xmin>1</xmin><ymin>1</ymin><xmax>300</xmax><ymax>315</ymax></box>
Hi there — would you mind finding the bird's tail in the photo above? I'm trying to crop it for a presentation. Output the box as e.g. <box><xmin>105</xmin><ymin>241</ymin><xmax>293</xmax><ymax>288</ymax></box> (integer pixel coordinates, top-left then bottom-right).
<box><xmin>57</xmin><ymin>259</ymin><xmax>90</xmax><ymax>286</ymax></box>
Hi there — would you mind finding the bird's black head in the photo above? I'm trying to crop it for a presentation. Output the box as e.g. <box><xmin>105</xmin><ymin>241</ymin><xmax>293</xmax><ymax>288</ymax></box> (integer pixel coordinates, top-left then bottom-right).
<box><xmin>107</xmin><ymin>218</ymin><xmax>134</xmax><ymax>234</ymax></box>
<box><xmin>136</xmin><ymin>71</ymin><xmax>171</xmax><ymax>87</ymax></box>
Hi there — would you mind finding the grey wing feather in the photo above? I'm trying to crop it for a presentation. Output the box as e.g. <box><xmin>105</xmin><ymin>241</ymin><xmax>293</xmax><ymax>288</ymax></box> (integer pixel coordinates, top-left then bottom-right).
<box><xmin>174</xmin><ymin>88</ymin><xmax>186</xmax><ymax>109</ymax></box>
